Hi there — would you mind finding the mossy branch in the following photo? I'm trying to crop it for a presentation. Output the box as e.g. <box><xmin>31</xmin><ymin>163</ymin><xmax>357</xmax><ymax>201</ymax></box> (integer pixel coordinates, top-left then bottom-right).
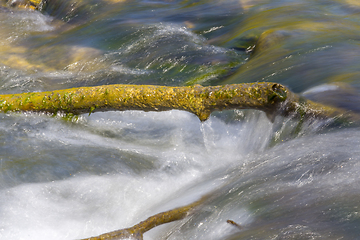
<box><xmin>0</xmin><ymin>82</ymin><xmax>284</xmax><ymax>121</ymax></box>
<box><xmin>0</xmin><ymin>82</ymin><xmax>357</xmax><ymax>122</ymax></box>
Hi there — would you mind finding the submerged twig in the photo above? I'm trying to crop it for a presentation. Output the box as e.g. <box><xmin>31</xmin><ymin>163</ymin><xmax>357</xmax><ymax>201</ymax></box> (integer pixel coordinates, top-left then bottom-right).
<box><xmin>80</xmin><ymin>195</ymin><xmax>207</xmax><ymax>240</ymax></box>
<box><xmin>0</xmin><ymin>82</ymin><xmax>356</xmax><ymax>122</ymax></box>
<box><xmin>227</xmin><ymin>220</ymin><xmax>243</xmax><ymax>230</ymax></box>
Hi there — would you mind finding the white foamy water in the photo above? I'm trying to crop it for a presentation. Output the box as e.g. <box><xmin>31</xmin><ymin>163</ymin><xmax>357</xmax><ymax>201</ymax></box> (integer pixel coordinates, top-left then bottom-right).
<box><xmin>0</xmin><ymin>8</ymin><xmax>54</xmax><ymax>41</ymax></box>
<box><xmin>0</xmin><ymin>110</ymin><xmax>273</xmax><ymax>239</ymax></box>
<box><xmin>1</xmin><ymin>108</ymin><xmax>358</xmax><ymax>239</ymax></box>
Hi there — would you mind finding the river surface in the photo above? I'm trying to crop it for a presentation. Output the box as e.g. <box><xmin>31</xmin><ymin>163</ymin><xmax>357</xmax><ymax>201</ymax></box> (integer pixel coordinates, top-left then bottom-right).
<box><xmin>0</xmin><ymin>0</ymin><xmax>360</xmax><ymax>239</ymax></box>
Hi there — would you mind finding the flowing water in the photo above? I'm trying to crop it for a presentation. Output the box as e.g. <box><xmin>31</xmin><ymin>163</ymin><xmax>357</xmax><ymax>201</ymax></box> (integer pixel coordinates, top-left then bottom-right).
<box><xmin>0</xmin><ymin>0</ymin><xmax>360</xmax><ymax>239</ymax></box>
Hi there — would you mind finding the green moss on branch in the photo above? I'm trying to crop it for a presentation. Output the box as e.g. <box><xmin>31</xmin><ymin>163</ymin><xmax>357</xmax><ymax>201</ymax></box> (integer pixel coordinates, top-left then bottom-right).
<box><xmin>0</xmin><ymin>83</ymin><xmax>287</xmax><ymax>121</ymax></box>
<box><xmin>0</xmin><ymin>82</ymin><xmax>357</xmax><ymax>122</ymax></box>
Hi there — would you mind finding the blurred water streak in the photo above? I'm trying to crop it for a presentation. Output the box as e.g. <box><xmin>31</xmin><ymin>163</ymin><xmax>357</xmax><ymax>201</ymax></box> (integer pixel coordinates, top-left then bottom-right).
<box><xmin>0</xmin><ymin>0</ymin><xmax>360</xmax><ymax>239</ymax></box>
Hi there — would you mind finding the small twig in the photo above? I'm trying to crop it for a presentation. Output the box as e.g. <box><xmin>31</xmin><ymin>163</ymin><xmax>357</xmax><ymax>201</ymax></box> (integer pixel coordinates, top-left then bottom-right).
<box><xmin>80</xmin><ymin>196</ymin><xmax>207</xmax><ymax>240</ymax></box>
<box><xmin>227</xmin><ymin>219</ymin><xmax>243</xmax><ymax>230</ymax></box>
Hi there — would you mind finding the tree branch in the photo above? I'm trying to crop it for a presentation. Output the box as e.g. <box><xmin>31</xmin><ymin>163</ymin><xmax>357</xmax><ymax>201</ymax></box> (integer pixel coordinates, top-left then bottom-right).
<box><xmin>0</xmin><ymin>82</ymin><xmax>357</xmax><ymax>122</ymax></box>
<box><xmin>80</xmin><ymin>196</ymin><xmax>206</xmax><ymax>240</ymax></box>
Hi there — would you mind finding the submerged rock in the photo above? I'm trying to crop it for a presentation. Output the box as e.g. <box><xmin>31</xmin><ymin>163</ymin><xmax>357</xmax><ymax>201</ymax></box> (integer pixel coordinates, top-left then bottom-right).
<box><xmin>302</xmin><ymin>82</ymin><xmax>360</xmax><ymax>114</ymax></box>
<box><xmin>2</xmin><ymin>0</ymin><xmax>41</xmax><ymax>9</ymax></box>
<box><xmin>251</xmin><ymin>29</ymin><xmax>290</xmax><ymax>56</ymax></box>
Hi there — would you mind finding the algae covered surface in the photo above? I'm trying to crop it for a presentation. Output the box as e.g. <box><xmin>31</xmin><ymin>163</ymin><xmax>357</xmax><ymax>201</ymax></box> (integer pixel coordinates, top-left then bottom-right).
<box><xmin>0</xmin><ymin>82</ymin><xmax>357</xmax><ymax>124</ymax></box>
<box><xmin>0</xmin><ymin>82</ymin><xmax>288</xmax><ymax>121</ymax></box>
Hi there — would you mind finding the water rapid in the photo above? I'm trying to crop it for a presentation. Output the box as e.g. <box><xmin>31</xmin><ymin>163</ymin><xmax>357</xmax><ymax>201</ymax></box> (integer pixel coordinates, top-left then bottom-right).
<box><xmin>0</xmin><ymin>0</ymin><xmax>360</xmax><ymax>239</ymax></box>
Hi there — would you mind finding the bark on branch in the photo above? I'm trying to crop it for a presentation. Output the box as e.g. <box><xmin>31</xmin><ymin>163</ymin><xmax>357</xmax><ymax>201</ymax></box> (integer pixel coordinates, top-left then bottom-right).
<box><xmin>0</xmin><ymin>82</ymin><xmax>355</xmax><ymax>122</ymax></box>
